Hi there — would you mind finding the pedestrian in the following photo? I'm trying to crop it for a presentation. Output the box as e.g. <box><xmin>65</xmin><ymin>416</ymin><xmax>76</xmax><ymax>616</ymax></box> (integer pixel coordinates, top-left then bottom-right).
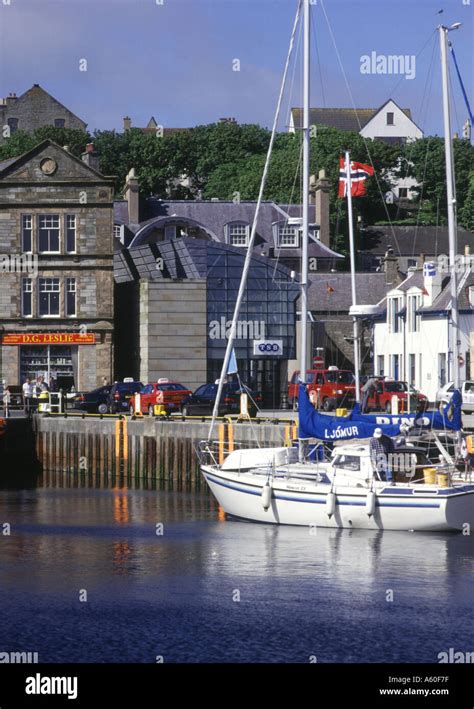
<box><xmin>22</xmin><ymin>376</ymin><xmax>35</xmax><ymax>414</ymax></box>
<box><xmin>2</xmin><ymin>386</ymin><xmax>11</xmax><ymax>418</ymax></box>
<box><xmin>361</xmin><ymin>377</ymin><xmax>378</xmax><ymax>413</ymax></box>
<box><xmin>370</xmin><ymin>427</ymin><xmax>395</xmax><ymax>483</ymax></box>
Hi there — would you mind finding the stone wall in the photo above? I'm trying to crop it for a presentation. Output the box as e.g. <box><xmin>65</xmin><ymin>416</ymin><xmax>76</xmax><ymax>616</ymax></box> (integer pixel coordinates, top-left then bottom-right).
<box><xmin>140</xmin><ymin>279</ymin><xmax>207</xmax><ymax>390</ymax></box>
<box><xmin>0</xmin><ymin>85</ymin><xmax>86</xmax><ymax>143</ymax></box>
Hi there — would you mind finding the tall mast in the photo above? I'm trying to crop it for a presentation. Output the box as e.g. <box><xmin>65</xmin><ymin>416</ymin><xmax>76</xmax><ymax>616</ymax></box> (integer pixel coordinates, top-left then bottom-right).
<box><xmin>439</xmin><ymin>23</ymin><xmax>461</xmax><ymax>388</ymax></box>
<box><xmin>345</xmin><ymin>151</ymin><xmax>361</xmax><ymax>402</ymax></box>
<box><xmin>299</xmin><ymin>0</ymin><xmax>310</xmax><ymax>462</ymax></box>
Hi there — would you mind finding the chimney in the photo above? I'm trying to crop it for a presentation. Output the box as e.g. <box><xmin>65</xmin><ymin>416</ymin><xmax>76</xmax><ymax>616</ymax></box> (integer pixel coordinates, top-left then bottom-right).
<box><xmin>382</xmin><ymin>248</ymin><xmax>400</xmax><ymax>285</ymax></box>
<box><xmin>422</xmin><ymin>261</ymin><xmax>443</xmax><ymax>305</ymax></box>
<box><xmin>123</xmin><ymin>116</ymin><xmax>132</xmax><ymax>132</ymax></box>
<box><xmin>6</xmin><ymin>92</ymin><xmax>17</xmax><ymax>105</ymax></box>
<box><xmin>312</xmin><ymin>169</ymin><xmax>330</xmax><ymax>248</ymax></box>
<box><xmin>124</xmin><ymin>168</ymin><xmax>140</xmax><ymax>225</ymax></box>
<box><xmin>81</xmin><ymin>143</ymin><xmax>100</xmax><ymax>171</ymax></box>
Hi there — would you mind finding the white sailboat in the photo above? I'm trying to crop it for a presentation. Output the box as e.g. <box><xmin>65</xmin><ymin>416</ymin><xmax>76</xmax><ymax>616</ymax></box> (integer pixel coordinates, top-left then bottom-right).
<box><xmin>199</xmin><ymin>1</ymin><xmax>474</xmax><ymax>532</ymax></box>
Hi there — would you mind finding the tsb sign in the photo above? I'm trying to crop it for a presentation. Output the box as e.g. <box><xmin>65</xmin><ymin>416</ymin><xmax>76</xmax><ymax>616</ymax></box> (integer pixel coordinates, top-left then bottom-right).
<box><xmin>253</xmin><ymin>340</ymin><xmax>283</xmax><ymax>356</ymax></box>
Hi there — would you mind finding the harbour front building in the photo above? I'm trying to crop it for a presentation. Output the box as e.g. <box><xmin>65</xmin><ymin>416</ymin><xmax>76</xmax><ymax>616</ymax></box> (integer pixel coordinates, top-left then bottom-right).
<box><xmin>0</xmin><ymin>140</ymin><xmax>115</xmax><ymax>391</ymax></box>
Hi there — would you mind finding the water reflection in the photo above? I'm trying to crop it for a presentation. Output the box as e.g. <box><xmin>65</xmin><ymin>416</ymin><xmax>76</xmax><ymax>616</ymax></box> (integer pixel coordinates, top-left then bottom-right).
<box><xmin>0</xmin><ymin>473</ymin><xmax>471</xmax><ymax>663</ymax></box>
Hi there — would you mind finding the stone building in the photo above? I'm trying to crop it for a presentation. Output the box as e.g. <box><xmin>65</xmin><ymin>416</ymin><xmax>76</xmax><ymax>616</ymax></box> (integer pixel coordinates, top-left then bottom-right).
<box><xmin>0</xmin><ymin>85</ymin><xmax>87</xmax><ymax>143</ymax></box>
<box><xmin>0</xmin><ymin>140</ymin><xmax>114</xmax><ymax>391</ymax></box>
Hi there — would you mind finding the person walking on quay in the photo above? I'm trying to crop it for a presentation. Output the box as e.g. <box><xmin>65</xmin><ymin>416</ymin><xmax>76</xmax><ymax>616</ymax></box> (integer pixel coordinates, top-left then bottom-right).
<box><xmin>22</xmin><ymin>376</ymin><xmax>34</xmax><ymax>415</ymax></box>
<box><xmin>370</xmin><ymin>427</ymin><xmax>395</xmax><ymax>483</ymax></box>
<box><xmin>361</xmin><ymin>376</ymin><xmax>378</xmax><ymax>413</ymax></box>
<box><xmin>2</xmin><ymin>386</ymin><xmax>11</xmax><ymax>418</ymax></box>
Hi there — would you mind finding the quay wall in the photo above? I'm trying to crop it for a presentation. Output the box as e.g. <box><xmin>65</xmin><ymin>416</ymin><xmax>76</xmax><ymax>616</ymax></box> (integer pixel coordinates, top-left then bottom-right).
<box><xmin>32</xmin><ymin>415</ymin><xmax>298</xmax><ymax>487</ymax></box>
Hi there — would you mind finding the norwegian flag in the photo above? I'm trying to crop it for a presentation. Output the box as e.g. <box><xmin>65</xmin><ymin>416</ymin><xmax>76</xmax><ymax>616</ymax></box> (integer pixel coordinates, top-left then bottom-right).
<box><xmin>338</xmin><ymin>158</ymin><xmax>374</xmax><ymax>198</ymax></box>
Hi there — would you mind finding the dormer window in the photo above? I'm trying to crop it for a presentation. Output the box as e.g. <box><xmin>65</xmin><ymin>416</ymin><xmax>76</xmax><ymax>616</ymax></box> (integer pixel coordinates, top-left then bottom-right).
<box><xmin>278</xmin><ymin>224</ymin><xmax>298</xmax><ymax>248</ymax></box>
<box><xmin>227</xmin><ymin>222</ymin><xmax>249</xmax><ymax>247</ymax></box>
<box><xmin>386</xmin><ymin>112</ymin><xmax>394</xmax><ymax>126</ymax></box>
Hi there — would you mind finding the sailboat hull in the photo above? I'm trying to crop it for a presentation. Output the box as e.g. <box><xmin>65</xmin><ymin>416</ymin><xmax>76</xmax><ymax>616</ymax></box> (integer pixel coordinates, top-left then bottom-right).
<box><xmin>201</xmin><ymin>465</ymin><xmax>474</xmax><ymax>532</ymax></box>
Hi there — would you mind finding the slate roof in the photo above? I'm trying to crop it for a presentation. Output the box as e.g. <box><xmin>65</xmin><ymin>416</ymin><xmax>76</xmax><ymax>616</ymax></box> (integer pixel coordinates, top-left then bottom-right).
<box><xmin>360</xmin><ymin>225</ymin><xmax>474</xmax><ymax>257</ymax></box>
<box><xmin>121</xmin><ymin>199</ymin><xmax>343</xmax><ymax>260</ymax></box>
<box><xmin>291</xmin><ymin>106</ymin><xmax>412</xmax><ymax>133</ymax></box>
<box><xmin>420</xmin><ymin>271</ymin><xmax>474</xmax><ymax>313</ymax></box>
<box><xmin>307</xmin><ymin>272</ymin><xmax>395</xmax><ymax>312</ymax></box>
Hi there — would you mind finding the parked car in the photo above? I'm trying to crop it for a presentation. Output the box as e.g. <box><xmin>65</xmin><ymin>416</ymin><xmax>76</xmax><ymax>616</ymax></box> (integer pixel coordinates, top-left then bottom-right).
<box><xmin>180</xmin><ymin>381</ymin><xmax>261</xmax><ymax>417</ymax></box>
<box><xmin>436</xmin><ymin>380</ymin><xmax>474</xmax><ymax>413</ymax></box>
<box><xmin>73</xmin><ymin>385</ymin><xmax>112</xmax><ymax>414</ymax></box>
<box><xmin>288</xmin><ymin>367</ymin><xmax>356</xmax><ymax>411</ymax></box>
<box><xmin>363</xmin><ymin>379</ymin><xmax>429</xmax><ymax>413</ymax></box>
<box><xmin>107</xmin><ymin>380</ymin><xmax>143</xmax><ymax>414</ymax></box>
<box><xmin>132</xmin><ymin>379</ymin><xmax>192</xmax><ymax>415</ymax></box>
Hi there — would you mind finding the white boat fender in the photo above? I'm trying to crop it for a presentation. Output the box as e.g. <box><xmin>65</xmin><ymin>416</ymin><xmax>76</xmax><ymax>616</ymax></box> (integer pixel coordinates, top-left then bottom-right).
<box><xmin>262</xmin><ymin>482</ymin><xmax>272</xmax><ymax>511</ymax></box>
<box><xmin>326</xmin><ymin>491</ymin><xmax>336</xmax><ymax>518</ymax></box>
<box><xmin>366</xmin><ymin>490</ymin><xmax>376</xmax><ymax>517</ymax></box>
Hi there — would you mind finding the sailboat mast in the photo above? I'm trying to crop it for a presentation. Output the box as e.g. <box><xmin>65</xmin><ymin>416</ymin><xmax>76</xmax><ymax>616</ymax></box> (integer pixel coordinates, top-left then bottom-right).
<box><xmin>439</xmin><ymin>24</ymin><xmax>460</xmax><ymax>389</ymax></box>
<box><xmin>299</xmin><ymin>0</ymin><xmax>310</xmax><ymax>463</ymax></box>
<box><xmin>345</xmin><ymin>151</ymin><xmax>361</xmax><ymax>402</ymax></box>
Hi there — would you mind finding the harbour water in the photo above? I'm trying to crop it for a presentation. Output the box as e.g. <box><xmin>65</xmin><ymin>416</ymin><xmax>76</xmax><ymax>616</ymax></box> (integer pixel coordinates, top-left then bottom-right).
<box><xmin>0</xmin><ymin>473</ymin><xmax>472</xmax><ymax>663</ymax></box>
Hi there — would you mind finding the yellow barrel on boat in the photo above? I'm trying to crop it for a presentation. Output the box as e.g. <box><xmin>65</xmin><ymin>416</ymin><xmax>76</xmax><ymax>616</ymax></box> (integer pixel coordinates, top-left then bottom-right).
<box><xmin>423</xmin><ymin>467</ymin><xmax>437</xmax><ymax>484</ymax></box>
<box><xmin>436</xmin><ymin>472</ymin><xmax>449</xmax><ymax>488</ymax></box>
<box><xmin>336</xmin><ymin>408</ymin><xmax>348</xmax><ymax>416</ymax></box>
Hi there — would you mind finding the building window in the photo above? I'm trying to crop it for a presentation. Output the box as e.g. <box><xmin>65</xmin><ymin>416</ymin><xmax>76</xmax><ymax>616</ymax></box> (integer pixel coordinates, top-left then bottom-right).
<box><xmin>65</xmin><ymin>278</ymin><xmax>76</xmax><ymax>316</ymax></box>
<box><xmin>22</xmin><ymin>278</ymin><xmax>33</xmax><ymax>317</ymax></box>
<box><xmin>392</xmin><ymin>354</ymin><xmax>400</xmax><ymax>380</ymax></box>
<box><xmin>398</xmin><ymin>187</ymin><xmax>408</xmax><ymax>199</ymax></box>
<box><xmin>418</xmin><ymin>353</ymin><xmax>423</xmax><ymax>384</ymax></box>
<box><xmin>388</xmin><ymin>297</ymin><xmax>401</xmax><ymax>333</ymax></box>
<box><xmin>39</xmin><ymin>278</ymin><xmax>60</xmax><ymax>316</ymax></box>
<box><xmin>438</xmin><ymin>353</ymin><xmax>447</xmax><ymax>387</ymax></box>
<box><xmin>164</xmin><ymin>225</ymin><xmax>176</xmax><ymax>239</ymax></box>
<box><xmin>7</xmin><ymin>117</ymin><xmax>18</xmax><ymax>133</ymax></box>
<box><xmin>386</xmin><ymin>112</ymin><xmax>394</xmax><ymax>125</ymax></box>
<box><xmin>54</xmin><ymin>118</ymin><xmax>65</xmax><ymax>128</ymax></box>
<box><xmin>278</xmin><ymin>225</ymin><xmax>298</xmax><ymax>248</ymax></box>
<box><xmin>409</xmin><ymin>353</ymin><xmax>415</xmax><ymax>385</ymax></box>
<box><xmin>39</xmin><ymin>215</ymin><xmax>60</xmax><ymax>253</ymax></box>
<box><xmin>65</xmin><ymin>215</ymin><xmax>76</xmax><ymax>253</ymax></box>
<box><xmin>21</xmin><ymin>215</ymin><xmax>33</xmax><ymax>252</ymax></box>
<box><xmin>377</xmin><ymin>355</ymin><xmax>385</xmax><ymax>376</ymax></box>
<box><xmin>407</xmin><ymin>258</ymin><xmax>417</xmax><ymax>268</ymax></box>
<box><xmin>408</xmin><ymin>294</ymin><xmax>421</xmax><ymax>332</ymax></box>
<box><xmin>228</xmin><ymin>223</ymin><xmax>249</xmax><ymax>247</ymax></box>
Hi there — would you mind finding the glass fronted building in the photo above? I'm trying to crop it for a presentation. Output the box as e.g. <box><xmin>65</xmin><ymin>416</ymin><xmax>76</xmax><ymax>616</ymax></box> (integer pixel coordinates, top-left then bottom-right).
<box><xmin>114</xmin><ymin>237</ymin><xmax>299</xmax><ymax>407</ymax></box>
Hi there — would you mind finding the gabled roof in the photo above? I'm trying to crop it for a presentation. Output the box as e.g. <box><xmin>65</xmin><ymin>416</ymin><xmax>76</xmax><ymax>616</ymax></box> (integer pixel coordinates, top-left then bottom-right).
<box><xmin>0</xmin><ymin>139</ymin><xmax>111</xmax><ymax>181</ymax></box>
<box><xmin>290</xmin><ymin>100</ymin><xmax>414</xmax><ymax>133</ymax></box>
<box><xmin>420</xmin><ymin>271</ymin><xmax>474</xmax><ymax>313</ymax></box>
<box><xmin>0</xmin><ymin>84</ymin><xmax>87</xmax><ymax>128</ymax></box>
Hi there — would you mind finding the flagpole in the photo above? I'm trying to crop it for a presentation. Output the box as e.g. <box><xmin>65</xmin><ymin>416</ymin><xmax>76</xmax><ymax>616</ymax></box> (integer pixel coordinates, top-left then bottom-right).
<box><xmin>345</xmin><ymin>150</ymin><xmax>361</xmax><ymax>404</ymax></box>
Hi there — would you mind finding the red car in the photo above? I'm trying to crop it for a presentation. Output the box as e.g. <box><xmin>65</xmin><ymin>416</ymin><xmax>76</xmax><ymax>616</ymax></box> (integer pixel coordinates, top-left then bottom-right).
<box><xmin>363</xmin><ymin>379</ymin><xmax>429</xmax><ymax>413</ymax></box>
<box><xmin>288</xmin><ymin>367</ymin><xmax>356</xmax><ymax>411</ymax></box>
<box><xmin>132</xmin><ymin>379</ymin><xmax>192</xmax><ymax>415</ymax></box>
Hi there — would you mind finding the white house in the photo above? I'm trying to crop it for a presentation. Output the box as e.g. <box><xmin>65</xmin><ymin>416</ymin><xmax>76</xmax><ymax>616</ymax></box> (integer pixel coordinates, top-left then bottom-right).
<box><xmin>373</xmin><ymin>260</ymin><xmax>474</xmax><ymax>401</ymax></box>
<box><xmin>289</xmin><ymin>100</ymin><xmax>423</xmax><ymax>200</ymax></box>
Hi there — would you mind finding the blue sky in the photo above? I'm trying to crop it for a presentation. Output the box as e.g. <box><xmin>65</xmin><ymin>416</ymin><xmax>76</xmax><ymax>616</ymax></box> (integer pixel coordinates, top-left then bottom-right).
<box><xmin>0</xmin><ymin>0</ymin><xmax>472</xmax><ymax>137</ymax></box>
